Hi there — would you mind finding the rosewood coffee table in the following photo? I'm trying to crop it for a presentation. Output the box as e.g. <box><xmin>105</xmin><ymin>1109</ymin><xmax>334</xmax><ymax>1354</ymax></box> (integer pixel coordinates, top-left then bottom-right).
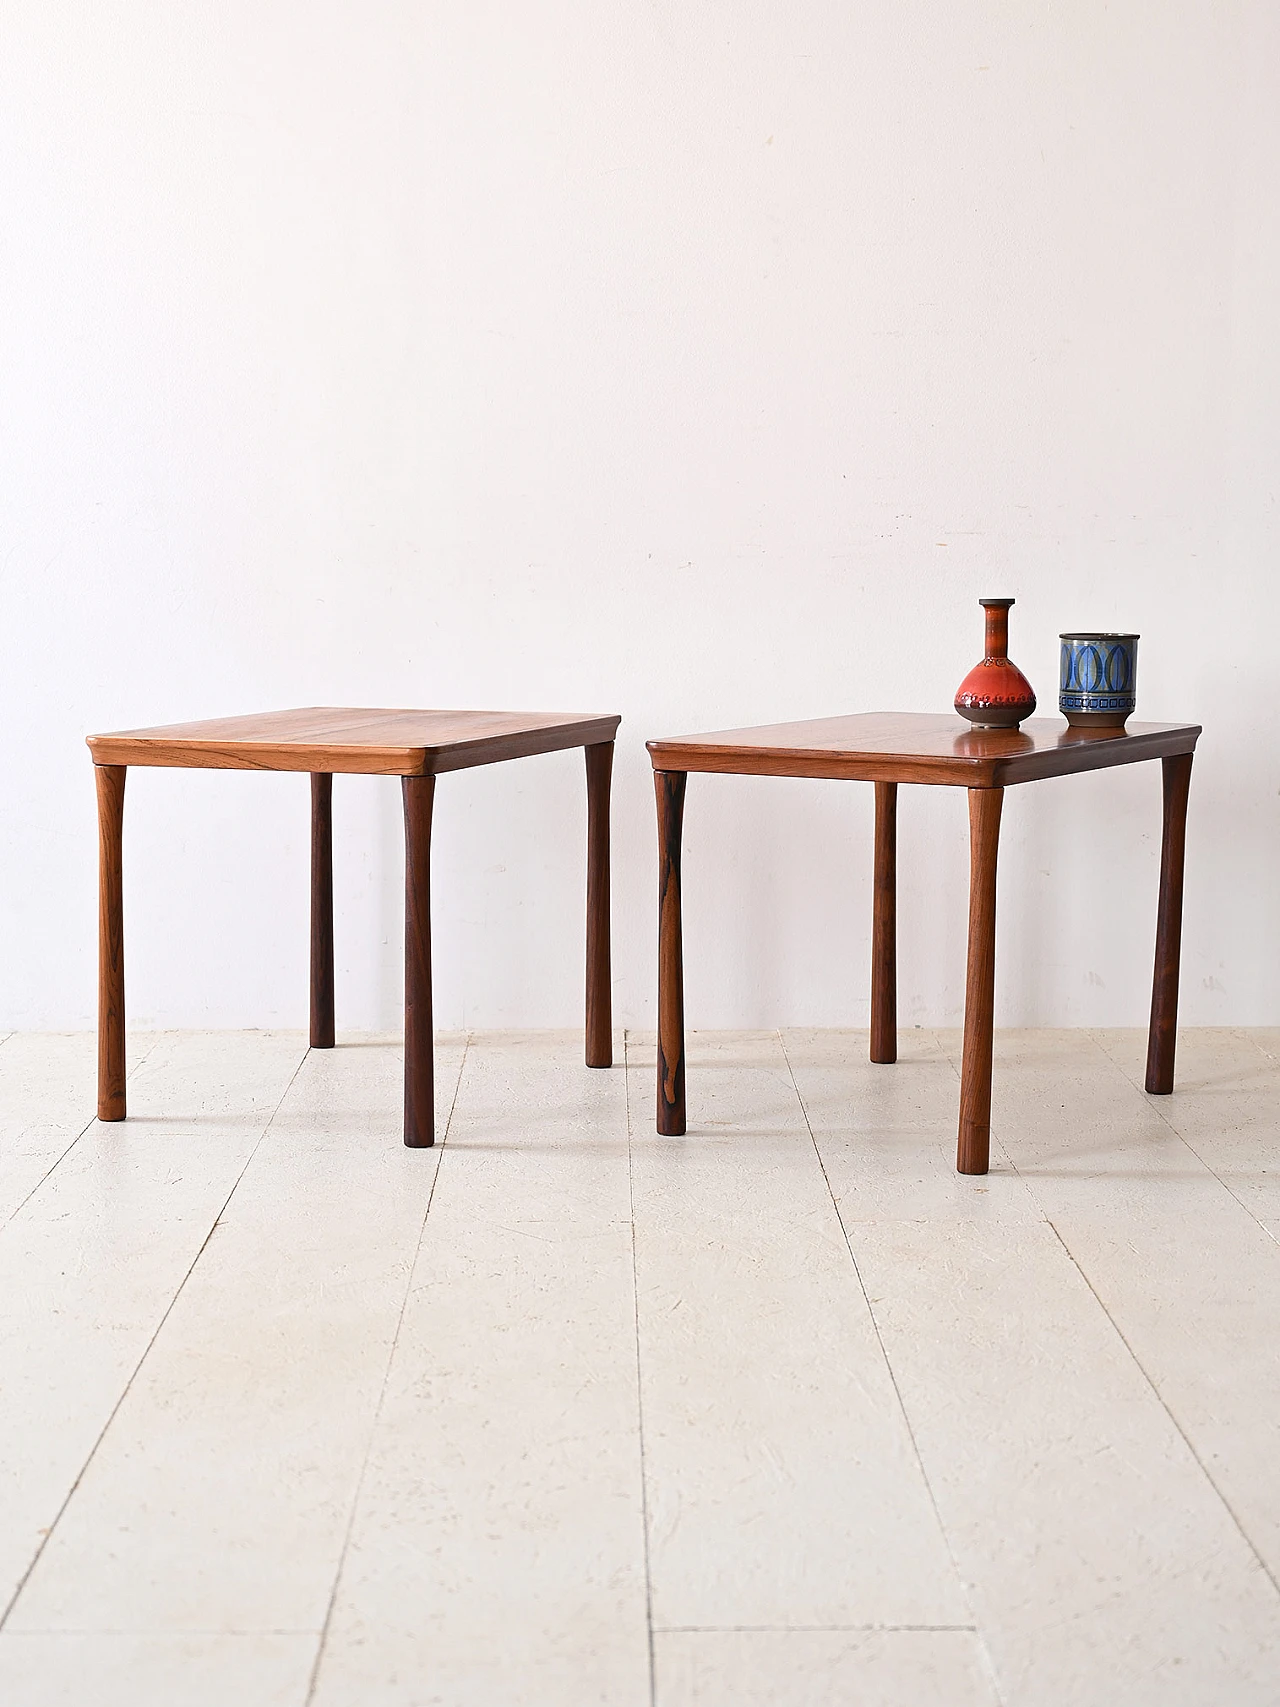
<box><xmin>87</xmin><ymin>707</ymin><xmax>621</xmax><ymax>1146</ymax></box>
<box><xmin>646</xmin><ymin>713</ymin><xmax>1201</xmax><ymax>1174</ymax></box>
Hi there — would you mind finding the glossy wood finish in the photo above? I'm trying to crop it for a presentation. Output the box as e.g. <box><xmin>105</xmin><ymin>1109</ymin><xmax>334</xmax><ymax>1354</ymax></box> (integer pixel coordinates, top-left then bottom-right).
<box><xmin>958</xmin><ymin>787</ymin><xmax>1004</xmax><ymax>1174</ymax></box>
<box><xmin>402</xmin><ymin>775</ymin><xmax>435</xmax><ymax>1149</ymax></box>
<box><xmin>1145</xmin><ymin>752</ymin><xmax>1194</xmax><ymax>1095</ymax></box>
<box><xmin>87</xmin><ymin>707</ymin><xmax>621</xmax><ymax>776</ymax></box>
<box><xmin>585</xmin><ymin>742</ymin><xmax>614</xmax><ymax>1068</ymax></box>
<box><xmin>648</xmin><ymin>711</ymin><xmax>1199</xmax><ymax>1173</ymax></box>
<box><xmin>95</xmin><ymin>764</ymin><xmax>127</xmax><ymax>1122</ymax></box>
<box><xmin>655</xmin><ymin>770</ymin><xmax>687</xmax><ymax>1137</ymax></box>
<box><xmin>647</xmin><ymin>713</ymin><xmax>1200</xmax><ymax>789</ymax></box>
<box><xmin>870</xmin><ymin>781</ymin><xmax>897</xmax><ymax>1065</ymax></box>
<box><xmin>310</xmin><ymin>773</ymin><xmax>335</xmax><ymax>1050</ymax></box>
<box><xmin>87</xmin><ymin>707</ymin><xmax>620</xmax><ymax>1149</ymax></box>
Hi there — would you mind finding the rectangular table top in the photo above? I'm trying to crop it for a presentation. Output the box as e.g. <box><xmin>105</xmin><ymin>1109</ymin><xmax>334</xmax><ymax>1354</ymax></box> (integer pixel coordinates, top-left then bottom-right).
<box><xmin>87</xmin><ymin>707</ymin><xmax>621</xmax><ymax>776</ymax></box>
<box><xmin>646</xmin><ymin>712</ymin><xmax>1201</xmax><ymax>788</ymax></box>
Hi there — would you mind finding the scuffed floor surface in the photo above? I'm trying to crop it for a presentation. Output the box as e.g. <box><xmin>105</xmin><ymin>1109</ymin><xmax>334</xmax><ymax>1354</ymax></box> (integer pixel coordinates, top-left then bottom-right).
<box><xmin>1</xmin><ymin>1026</ymin><xmax>1280</xmax><ymax>1705</ymax></box>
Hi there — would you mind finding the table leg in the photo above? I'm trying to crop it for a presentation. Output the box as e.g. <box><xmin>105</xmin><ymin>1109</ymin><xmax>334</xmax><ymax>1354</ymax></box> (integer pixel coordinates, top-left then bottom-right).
<box><xmin>310</xmin><ymin>773</ymin><xmax>335</xmax><ymax>1049</ymax></box>
<box><xmin>95</xmin><ymin>763</ymin><xmax>127</xmax><ymax>1122</ymax></box>
<box><xmin>402</xmin><ymin>774</ymin><xmax>436</xmax><ymax>1148</ymax></box>
<box><xmin>1145</xmin><ymin>752</ymin><xmax>1193</xmax><ymax>1095</ymax></box>
<box><xmin>958</xmin><ymin>785</ymin><xmax>1003</xmax><ymax>1175</ymax></box>
<box><xmin>871</xmin><ymin>780</ymin><xmax>898</xmax><ymax>1064</ymax></box>
<box><xmin>655</xmin><ymin>769</ymin><xmax>687</xmax><ymax>1136</ymax></box>
<box><xmin>585</xmin><ymin>741</ymin><xmax>614</xmax><ymax>1068</ymax></box>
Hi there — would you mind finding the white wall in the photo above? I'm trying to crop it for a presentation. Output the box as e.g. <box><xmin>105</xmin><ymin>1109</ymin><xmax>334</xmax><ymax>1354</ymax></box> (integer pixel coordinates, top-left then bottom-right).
<box><xmin>2</xmin><ymin>1</ymin><xmax>1277</xmax><ymax>1034</ymax></box>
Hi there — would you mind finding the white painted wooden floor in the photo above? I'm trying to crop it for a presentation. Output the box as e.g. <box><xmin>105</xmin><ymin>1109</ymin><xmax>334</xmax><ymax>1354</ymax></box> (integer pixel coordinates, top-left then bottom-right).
<box><xmin>2</xmin><ymin>1027</ymin><xmax>1280</xmax><ymax>1705</ymax></box>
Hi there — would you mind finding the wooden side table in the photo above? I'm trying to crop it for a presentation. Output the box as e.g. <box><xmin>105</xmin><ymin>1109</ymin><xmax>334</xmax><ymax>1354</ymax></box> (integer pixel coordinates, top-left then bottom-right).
<box><xmin>645</xmin><ymin>713</ymin><xmax>1201</xmax><ymax>1175</ymax></box>
<box><xmin>86</xmin><ymin>707</ymin><xmax>621</xmax><ymax>1146</ymax></box>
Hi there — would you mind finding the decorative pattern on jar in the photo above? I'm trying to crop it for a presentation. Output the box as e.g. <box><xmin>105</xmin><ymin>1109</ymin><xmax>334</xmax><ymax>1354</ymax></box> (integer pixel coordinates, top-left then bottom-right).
<box><xmin>1059</xmin><ymin>634</ymin><xmax>1138</xmax><ymax>729</ymax></box>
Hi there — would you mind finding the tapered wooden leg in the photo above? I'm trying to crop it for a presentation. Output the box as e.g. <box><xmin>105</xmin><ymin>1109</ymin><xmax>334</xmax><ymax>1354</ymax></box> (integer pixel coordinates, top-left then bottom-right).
<box><xmin>402</xmin><ymin>774</ymin><xmax>436</xmax><ymax>1148</ymax></box>
<box><xmin>1145</xmin><ymin>753</ymin><xmax>1193</xmax><ymax>1095</ymax></box>
<box><xmin>310</xmin><ymin>773</ymin><xmax>335</xmax><ymax>1049</ymax></box>
<box><xmin>957</xmin><ymin>786</ymin><xmax>1003</xmax><ymax>1175</ymax></box>
<box><xmin>585</xmin><ymin>742</ymin><xmax>614</xmax><ymax>1068</ymax></box>
<box><xmin>871</xmin><ymin>780</ymin><xmax>897</xmax><ymax>1064</ymax></box>
<box><xmin>95</xmin><ymin>764</ymin><xmax>127</xmax><ymax>1122</ymax></box>
<box><xmin>655</xmin><ymin>770</ymin><xmax>687</xmax><ymax>1136</ymax></box>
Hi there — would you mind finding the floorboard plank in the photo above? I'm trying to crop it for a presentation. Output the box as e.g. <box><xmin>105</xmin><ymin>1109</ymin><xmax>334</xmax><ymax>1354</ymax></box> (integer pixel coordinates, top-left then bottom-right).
<box><xmin>653</xmin><ymin>1628</ymin><xmax>996</xmax><ymax>1707</ymax></box>
<box><xmin>6</xmin><ymin>1037</ymin><xmax>465</xmax><ymax>1639</ymax></box>
<box><xmin>629</xmin><ymin>1031</ymin><xmax>969</xmax><ymax>1632</ymax></box>
<box><xmin>310</xmin><ymin>1033</ymin><xmax>649</xmax><ymax>1707</ymax></box>
<box><xmin>0</xmin><ymin>1031</ymin><xmax>308</xmax><ymax>1621</ymax></box>
<box><xmin>855</xmin><ymin>1212</ymin><xmax>1280</xmax><ymax>1705</ymax></box>
<box><xmin>0</xmin><ymin>1031</ymin><xmax>156</xmax><ymax>1226</ymax></box>
<box><xmin>0</xmin><ymin>1631</ymin><xmax>314</xmax><ymax>1707</ymax></box>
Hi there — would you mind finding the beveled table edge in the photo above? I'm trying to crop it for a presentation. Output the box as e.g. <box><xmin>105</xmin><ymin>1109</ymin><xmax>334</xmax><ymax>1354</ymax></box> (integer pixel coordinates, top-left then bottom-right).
<box><xmin>86</xmin><ymin>711</ymin><xmax>622</xmax><ymax>776</ymax></box>
<box><xmin>646</xmin><ymin>718</ymin><xmax>1201</xmax><ymax>788</ymax></box>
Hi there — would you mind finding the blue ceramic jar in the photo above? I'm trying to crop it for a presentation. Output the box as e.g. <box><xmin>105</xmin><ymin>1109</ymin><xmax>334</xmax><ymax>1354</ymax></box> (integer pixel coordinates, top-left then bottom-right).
<box><xmin>1059</xmin><ymin>633</ymin><xmax>1139</xmax><ymax>728</ymax></box>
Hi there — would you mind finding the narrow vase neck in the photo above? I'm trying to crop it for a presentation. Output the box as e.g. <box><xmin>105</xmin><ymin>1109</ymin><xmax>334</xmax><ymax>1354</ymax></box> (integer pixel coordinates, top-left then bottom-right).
<box><xmin>983</xmin><ymin>604</ymin><xmax>1010</xmax><ymax>660</ymax></box>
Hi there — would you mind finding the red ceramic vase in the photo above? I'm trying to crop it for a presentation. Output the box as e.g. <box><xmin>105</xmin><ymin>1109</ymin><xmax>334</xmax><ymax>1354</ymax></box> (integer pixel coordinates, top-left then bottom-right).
<box><xmin>954</xmin><ymin>598</ymin><xmax>1037</xmax><ymax>728</ymax></box>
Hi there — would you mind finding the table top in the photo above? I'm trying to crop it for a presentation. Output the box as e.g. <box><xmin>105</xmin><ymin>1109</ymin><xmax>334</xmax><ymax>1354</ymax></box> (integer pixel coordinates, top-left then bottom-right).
<box><xmin>87</xmin><ymin>708</ymin><xmax>621</xmax><ymax>776</ymax></box>
<box><xmin>646</xmin><ymin>712</ymin><xmax>1201</xmax><ymax>788</ymax></box>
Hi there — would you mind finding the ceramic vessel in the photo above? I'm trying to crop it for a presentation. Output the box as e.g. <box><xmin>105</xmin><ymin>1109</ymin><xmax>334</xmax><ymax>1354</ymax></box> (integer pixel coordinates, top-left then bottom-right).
<box><xmin>954</xmin><ymin>597</ymin><xmax>1037</xmax><ymax>729</ymax></box>
<box><xmin>1059</xmin><ymin>633</ymin><xmax>1138</xmax><ymax>728</ymax></box>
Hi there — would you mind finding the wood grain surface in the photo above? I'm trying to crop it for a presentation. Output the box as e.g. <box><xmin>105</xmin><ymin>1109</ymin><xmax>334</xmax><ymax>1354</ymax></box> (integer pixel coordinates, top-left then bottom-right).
<box><xmin>310</xmin><ymin>773</ymin><xmax>335</xmax><ymax>1050</ymax></box>
<box><xmin>1145</xmin><ymin>752</ymin><xmax>1194</xmax><ymax>1095</ymax></box>
<box><xmin>958</xmin><ymin>786</ymin><xmax>1004</xmax><ymax>1175</ymax></box>
<box><xmin>87</xmin><ymin>707</ymin><xmax>622</xmax><ymax>776</ymax></box>
<box><xmin>402</xmin><ymin>775</ymin><xmax>436</xmax><ymax>1148</ymax></box>
<box><xmin>647</xmin><ymin>711</ymin><xmax>1201</xmax><ymax>1174</ymax></box>
<box><xmin>870</xmin><ymin>780</ymin><xmax>897</xmax><ymax>1065</ymax></box>
<box><xmin>95</xmin><ymin>764</ymin><xmax>127</xmax><ymax>1122</ymax></box>
<box><xmin>654</xmin><ymin>770</ymin><xmax>688</xmax><ymax>1137</ymax></box>
<box><xmin>647</xmin><ymin>712</ymin><xmax>1200</xmax><ymax>788</ymax></box>
<box><xmin>584</xmin><ymin>742</ymin><xmax>614</xmax><ymax>1068</ymax></box>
